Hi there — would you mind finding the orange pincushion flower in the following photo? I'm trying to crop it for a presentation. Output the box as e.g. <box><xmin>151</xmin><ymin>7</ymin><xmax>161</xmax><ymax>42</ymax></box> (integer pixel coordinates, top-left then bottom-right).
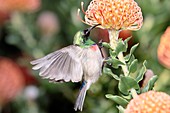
<box><xmin>0</xmin><ymin>57</ymin><xmax>24</xmax><ymax>105</ymax></box>
<box><xmin>125</xmin><ymin>91</ymin><xmax>170</xmax><ymax>113</ymax></box>
<box><xmin>0</xmin><ymin>0</ymin><xmax>41</xmax><ymax>13</ymax></box>
<box><xmin>157</xmin><ymin>27</ymin><xmax>170</xmax><ymax>69</ymax></box>
<box><xmin>79</xmin><ymin>0</ymin><xmax>143</xmax><ymax>30</ymax></box>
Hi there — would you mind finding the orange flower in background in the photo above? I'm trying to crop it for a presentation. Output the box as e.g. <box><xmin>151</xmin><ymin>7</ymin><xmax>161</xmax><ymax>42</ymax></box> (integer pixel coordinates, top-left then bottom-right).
<box><xmin>79</xmin><ymin>0</ymin><xmax>143</xmax><ymax>30</ymax></box>
<box><xmin>125</xmin><ymin>91</ymin><xmax>170</xmax><ymax>113</ymax></box>
<box><xmin>0</xmin><ymin>57</ymin><xmax>25</xmax><ymax>106</ymax></box>
<box><xmin>0</xmin><ymin>0</ymin><xmax>41</xmax><ymax>13</ymax></box>
<box><xmin>157</xmin><ymin>27</ymin><xmax>170</xmax><ymax>69</ymax></box>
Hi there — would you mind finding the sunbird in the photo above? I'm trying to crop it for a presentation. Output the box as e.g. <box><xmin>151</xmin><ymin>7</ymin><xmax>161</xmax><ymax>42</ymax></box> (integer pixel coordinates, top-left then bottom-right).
<box><xmin>30</xmin><ymin>24</ymin><xmax>104</xmax><ymax>111</ymax></box>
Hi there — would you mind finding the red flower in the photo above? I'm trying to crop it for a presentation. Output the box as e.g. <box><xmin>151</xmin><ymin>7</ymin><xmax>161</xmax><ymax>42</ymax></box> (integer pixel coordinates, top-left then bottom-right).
<box><xmin>0</xmin><ymin>57</ymin><xmax>24</xmax><ymax>105</ymax></box>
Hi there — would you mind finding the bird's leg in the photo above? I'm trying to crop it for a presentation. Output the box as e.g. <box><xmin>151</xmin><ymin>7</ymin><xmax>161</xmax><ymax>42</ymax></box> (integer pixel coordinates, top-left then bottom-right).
<box><xmin>97</xmin><ymin>39</ymin><xmax>104</xmax><ymax>58</ymax></box>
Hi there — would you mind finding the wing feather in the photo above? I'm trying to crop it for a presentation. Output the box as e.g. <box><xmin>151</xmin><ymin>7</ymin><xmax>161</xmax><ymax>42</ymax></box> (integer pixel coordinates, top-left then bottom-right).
<box><xmin>31</xmin><ymin>45</ymin><xmax>84</xmax><ymax>82</ymax></box>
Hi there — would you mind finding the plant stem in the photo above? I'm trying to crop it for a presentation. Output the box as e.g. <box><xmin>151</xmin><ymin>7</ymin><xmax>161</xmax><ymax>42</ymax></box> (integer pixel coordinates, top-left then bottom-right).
<box><xmin>108</xmin><ymin>29</ymin><xmax>138</xmax><ymax>98</ymax></box>
<box><xmin>108</xmin><ymin>29</ymin><xmax>129</xmax><ymax>76</ymax></box>
<box><xmin>131</xmin><ymin>88</ymin><xmax>138</xmax><ymax>98</ymax></box>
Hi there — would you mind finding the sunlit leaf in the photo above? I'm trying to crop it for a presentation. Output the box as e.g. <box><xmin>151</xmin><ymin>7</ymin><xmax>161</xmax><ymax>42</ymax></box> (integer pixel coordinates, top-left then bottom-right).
<box><xmin>102</xmin><ymin>42</ymin><xmax>112</xmax><ymax>49</ymax></box>
<box><xmin>107</xmin><ymin>58</ymin><xmax>125</xmax><ymax>69</ymax></box>
<box><xmin>129</xmin><ymin>59</ymin><xmax>138</xmax><ymax>74</ymax></box>
<box><xmin>117</xmin><ymin>105</ymin><xmax>125</xmax><ymax>113</ymax></box>
<box><xmin>124</xmin><ymin>43</ymin><xmax>139</xmax><ymax>61</ymax></box>
<box><xmin>115</xmin><ymin>39</ymin><xmax>127</xmax><ymax>54</ymax></box>
<box><xmin>124</xmin><ymin>37</ymin><xmax>132</xmax><ymax>49</ymax></box>
<box><xmin>135</xmin><ymin>60</ymin><xmax>147</xmax><ymax>83</ymax></box>
<box><xmin>141</xmin><ymin>75</ymin><xmax>158</xmax><ymax>93</ymax></box>
<box><xmin>103</xmin><ymin>67</ymin><xmax>120</xmax><ymax>80</ymax></box>
<box><xmin>118</xmin><ymin>76</ymin><xmax>140</xmax><ymax>95</ymax></box>
<box><xmin>105</xmin><ymin>94</ymin><xmax>129</xmax><ymax>107</ymax></box>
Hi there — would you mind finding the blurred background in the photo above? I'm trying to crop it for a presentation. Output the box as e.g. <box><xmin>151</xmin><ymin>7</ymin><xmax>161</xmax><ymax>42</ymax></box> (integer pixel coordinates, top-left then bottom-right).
<box><xmin>0</xmin><ymin>0</ymin><xmax>170</xmax><ymax>113</ymax></box>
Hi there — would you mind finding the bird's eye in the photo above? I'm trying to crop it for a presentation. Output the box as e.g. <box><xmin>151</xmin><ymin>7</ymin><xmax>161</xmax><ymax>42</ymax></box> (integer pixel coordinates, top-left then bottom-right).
<box><xmin>83</xmin><ymin>24</ymin><xmax>101</xmax><ymax>39</ymax></box>
<box><xmin>83</xmin><ymin>29</ymin><xmax>90</xmax><ymax>38</ymax></box>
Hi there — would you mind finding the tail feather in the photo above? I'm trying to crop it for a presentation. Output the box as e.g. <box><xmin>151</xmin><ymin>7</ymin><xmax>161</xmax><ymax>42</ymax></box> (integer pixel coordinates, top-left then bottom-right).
<box><xmin>74</xmin><ymin>83</ymin><xmax>88</xmax><ymax>111</ymax></box>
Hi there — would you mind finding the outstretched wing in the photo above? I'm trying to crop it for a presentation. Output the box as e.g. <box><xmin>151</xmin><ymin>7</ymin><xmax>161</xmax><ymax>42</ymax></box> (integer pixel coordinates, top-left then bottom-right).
<box><xmin>30</xmin><ymin>45</ymin><xmax>84</xmax><ymax>82</ymax></box>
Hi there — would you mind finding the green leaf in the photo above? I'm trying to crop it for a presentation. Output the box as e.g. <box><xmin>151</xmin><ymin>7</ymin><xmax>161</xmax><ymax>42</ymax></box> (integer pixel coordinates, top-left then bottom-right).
<box><xmin>107</xmin><ymin>58</ymin><xmax>125</xmax><ymax>69</ymax></box>
<box><xmin>105</xmin><ymin>94</ymin><xmax>128</xmax><ymax>107</ymax></box>
<box><xmin>135</xmin><ymin>60</ymin><xmax>147</xmax><ymax>83</ymax></box>
<box><xmin>116</xmin><ymin>105</ymin><xmax>125</xmax><ymax>113</ymax></box>
<box><xmin>127</xmin><ymin>55</ymin><xmax>135</xmax><ymax>65</ymax></box>
<box><xmin>118</xmin><ymin>76</ymin><xmax>140</xmax><ymax>95</ymax></box>
<box><xmin>124</xmin><ymin>43</ymin><xmax>139</xmax><ymax>61</ymax></box>
<box><xmin>124</xmin><ymin>37</ymin><xmax>132</xmax><ymax>49</ymax></box>
<box><xmin>115</xmin><ymin>39</ymin><xmax>127</xmax><ymax>54</ymax></box>
<box><xmin>103</xmin><ymin>67</ymin><xmax>120</xmax><ymax>80</ymax></box>
<box><xmin>102</xmin><ymin>42</ymin><xmax>112</xmax><ymax>49</ymax></box>
<box><xmin>141</xmin><ymin>75</ymin><xmax>158</xmax><ymax>93</ymax></box>
<box><xmin>109</xmin><ymin>49</ymin><xmax>117</xmax><ymax>58</ymax></box>
<box><xmin>129</xmin><ymin>59</ymin><xmax>138</xmax><ymax>74</ymax></box>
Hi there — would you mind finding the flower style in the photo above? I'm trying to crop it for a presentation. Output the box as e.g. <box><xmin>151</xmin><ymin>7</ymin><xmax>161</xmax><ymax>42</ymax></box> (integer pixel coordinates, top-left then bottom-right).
<box><xmin>125</xmin><ymin>91</ymin><xmax>170</xmax><ymax>113</ymax></box>
<box><xmin>0</xmin><ymin>0</ymin><xmax>41</xmax><ymax>13</ymax></box>
<box><xmin>79</xmin><ymin>0</ymin><xmax>143</xmax><ymax>30</ymax></box>
<box><xmin>157</xmin><ymin>27</ymin><xmax>170</xmax><ymax>69</ymax></box>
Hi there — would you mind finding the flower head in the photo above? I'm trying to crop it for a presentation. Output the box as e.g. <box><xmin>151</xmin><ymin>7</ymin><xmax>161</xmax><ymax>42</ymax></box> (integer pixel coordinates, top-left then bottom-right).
<box><xmin>0</xmin><ymin>57</ymin><xmax>24</xmax><ymax>105</ymax></box>
<box><xmin>125</xmin><ymin>91</ymin><xmax>170</xmax><ymax>113</ymax></box>
<box><xmin>157</xmin><ymin>27</ymin><xmax>170</xmax><ymax>69</ymax></box>
<box><xmin>37</xmin><ymin>11</ymin><xmax>60</xmax><ymax>37</ymax></box>
<box><xmin>0</xmin><ymin>0</ymin><xmax>41</xmax><ymax>13</ymax></box>
<box><xmin>79</xmin><ymin>0</ymin><xmax>143</xmax><ymax>30</ymax></box>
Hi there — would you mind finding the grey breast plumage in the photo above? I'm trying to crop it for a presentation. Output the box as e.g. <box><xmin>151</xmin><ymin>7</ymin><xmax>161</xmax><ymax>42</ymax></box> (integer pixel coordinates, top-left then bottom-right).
<box><xmin>30</xmin><ymin>45</ymin><xmax>85</xmax><ymax>82</ymax></box>
<box><xmin>81</xmin><ymin>45</ymin><xmax>103</xmax><ymax>83</ymax></box>
<box><xmin>74</xmin><ymin>45</ymin><xmax>103</xmax><ymax>111</ymax></box>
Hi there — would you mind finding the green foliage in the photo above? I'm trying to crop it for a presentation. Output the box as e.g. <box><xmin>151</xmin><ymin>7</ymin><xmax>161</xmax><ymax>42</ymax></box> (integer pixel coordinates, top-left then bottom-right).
<box><xmin>102</xmin><ymin>42</ymin><xmax>112</xmax><ymax>50</ymax></box>
<box><xmin>105</xmin><ymin>94</ymin><xmax>128</xmax><ymax>107</ymax></box>
<box><xmin>135</xmin><ymin>60</ymin><xmax>147</xmax><ymax>83</ymax></box>
<box><xmin>106</xmin><ymin>58</ymin><xmax>125</xmax><ymax>69</ymax></box>
<box><xmin>116</xmin><ymin>105</ymin><xmax>125</xmax><ymax>113</ymax></box>
<box><xmin>115</xmin><ymin>39</ymin><xmax>127</xmax><ymax>54</ymax></box>
<box><xmin>128</xmin><ymin>59</ymin><xmax>138</xmax><ymax>74</ymax></box>
<box><xmin>124</xmin><ymin>44</ymin><xmax>139</xmax><ymax>61</ymax></box>
<box><xmin>118</xmin><ymin>76</ymin><xmax>140</xmax><ymax>95</ymax></box>
<box><xmin>103</xmin><ymin>67</ymin><xmax>120</xmax><ymax>80</ymax></box>
<box><xmin>104</xmin><ymin>36</ymin><xmax>157</xmax><ymax>112</ymax></box>
<box><xmin>141</xmin><ymin>75</ymin><xmax>158</xmax><ymax>93</ymax></box>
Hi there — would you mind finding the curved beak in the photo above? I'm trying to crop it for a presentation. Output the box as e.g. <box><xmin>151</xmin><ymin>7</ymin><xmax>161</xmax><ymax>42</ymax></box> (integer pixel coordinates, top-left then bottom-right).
<box><xmin>83</xmin><ymin>24</ymin><xmax>101</xmax><ymax>38</ymax></box>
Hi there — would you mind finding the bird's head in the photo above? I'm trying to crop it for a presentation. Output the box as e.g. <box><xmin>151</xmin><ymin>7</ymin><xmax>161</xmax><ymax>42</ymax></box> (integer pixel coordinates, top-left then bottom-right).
<box><xmin>73</xmin><ymin>24</ymin><xmax>100</xmax><ymax>46</ymax></box>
